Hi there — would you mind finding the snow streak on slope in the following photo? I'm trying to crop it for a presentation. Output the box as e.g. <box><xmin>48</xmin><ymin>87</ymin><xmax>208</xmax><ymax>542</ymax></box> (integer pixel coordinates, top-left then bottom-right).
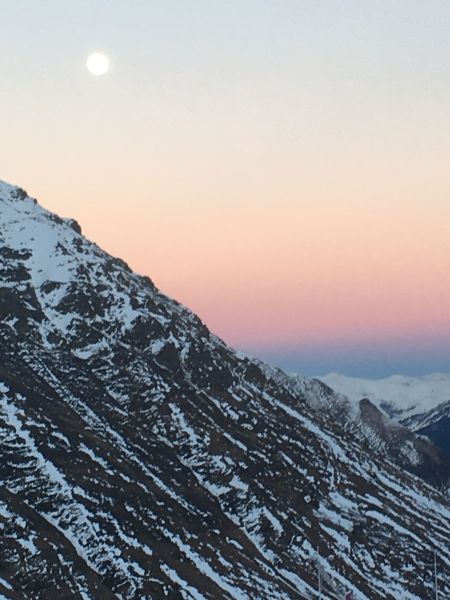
<box><xmin>1</xmin><ymin>180</ymin><xmax>450</xmax><ymax>599</ymax></box>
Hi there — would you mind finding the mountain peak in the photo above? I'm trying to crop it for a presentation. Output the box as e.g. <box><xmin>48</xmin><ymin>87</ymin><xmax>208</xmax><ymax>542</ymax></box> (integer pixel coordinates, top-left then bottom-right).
<box><xmin>0</xmin><ymin>178</ymin><xmax>80</xmax><ymax>230</ymax></box>
<box><xmin>2</xmin><ymin>181</ymin><xmax>450</xmax><ymax>598</ymax></box>
<box><xmin>0</xmin><ymin>178</ymin><xmax>18</xmax><ymax>196</ymax></box>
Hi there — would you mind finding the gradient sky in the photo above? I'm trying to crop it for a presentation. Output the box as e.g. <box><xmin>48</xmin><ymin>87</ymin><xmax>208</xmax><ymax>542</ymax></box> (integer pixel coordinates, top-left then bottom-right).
<box><xmin>1</xmin><ymin>1</ymin><xmax>450</xmax><ymax>377</ymax></box>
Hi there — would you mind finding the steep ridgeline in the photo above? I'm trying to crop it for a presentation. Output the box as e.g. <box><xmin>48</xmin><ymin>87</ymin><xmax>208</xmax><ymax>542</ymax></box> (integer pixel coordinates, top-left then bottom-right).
<box><xmin>1</xmin><ymin>181</ymin><xmax>450</xmax><ymax>600</ymax></box>
<box><xmin>320</xmin><ymin>373</ymin><xmax>450</xmax><ymax>470</ymax></box>
<box><xmin>279</xmin><ymin>373</ymin><xmax>450</xmax><ymax>491</ymax></box>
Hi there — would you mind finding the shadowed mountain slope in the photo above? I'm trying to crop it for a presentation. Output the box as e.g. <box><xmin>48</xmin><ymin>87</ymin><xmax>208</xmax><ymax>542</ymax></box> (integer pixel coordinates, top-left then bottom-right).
<box><xmin>1</xmin><ymin>180</ymin><xmax>450</xmax><ymax>599</ymax></box>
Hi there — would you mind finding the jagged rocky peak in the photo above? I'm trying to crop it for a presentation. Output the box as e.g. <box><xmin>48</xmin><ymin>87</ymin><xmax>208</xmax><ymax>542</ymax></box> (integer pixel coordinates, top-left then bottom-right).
<box><xmin>0</xmin><ymin>180</ymin><xmax>29</xmax><ymax>200</ymax></box>
<box><xmin>2</xmin><ymin>180</ymin><xmax>450</xmax><ymax>599</ymax></box>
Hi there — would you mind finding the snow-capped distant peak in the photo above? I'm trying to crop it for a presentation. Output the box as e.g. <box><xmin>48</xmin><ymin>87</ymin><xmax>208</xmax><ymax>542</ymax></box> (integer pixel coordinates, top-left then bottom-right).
<box><xmin>318</xmin><ymin>372</ymin><xmax>450</xmax><ymax>420</ymax></box>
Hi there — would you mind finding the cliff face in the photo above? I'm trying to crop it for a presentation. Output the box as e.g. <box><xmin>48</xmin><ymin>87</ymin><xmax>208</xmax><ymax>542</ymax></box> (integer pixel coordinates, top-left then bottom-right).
<box><xmin>319</xmin><ymin>372</ymin><xmax>450</xmax><ymax>489</ymax></box>
<box><xmin>1</xmin><ymin>180</ymin><xmax>450</xmax><ymax>599</ymax></box>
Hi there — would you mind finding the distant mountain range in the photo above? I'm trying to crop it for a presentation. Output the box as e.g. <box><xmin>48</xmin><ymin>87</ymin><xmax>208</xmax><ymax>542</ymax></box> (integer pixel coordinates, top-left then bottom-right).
<box><xmin>320</xmin><ymin>372</ymin><xmax>450</xmax><ymax>463</ymax></box>
<box><xmin>319</xmin><ymin>373</ymin><xmax>450</xmax><ymax>421</ymax></box>
<box><xmin>1</xmin><ymin>179</ymin><xmax>450</xmax><ymax>599</ymax></box>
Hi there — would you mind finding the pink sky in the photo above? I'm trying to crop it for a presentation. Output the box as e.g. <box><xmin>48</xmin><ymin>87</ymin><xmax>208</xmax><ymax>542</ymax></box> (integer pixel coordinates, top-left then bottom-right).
<box><xmin>12</xmin><ymin>162</ymin><xmax>450</xmax><ymax>370</ymax></box>
<box><xmin>2</xmin><ymin>1</ymin><xmax>450</xmax><ymax>375</ymax></box>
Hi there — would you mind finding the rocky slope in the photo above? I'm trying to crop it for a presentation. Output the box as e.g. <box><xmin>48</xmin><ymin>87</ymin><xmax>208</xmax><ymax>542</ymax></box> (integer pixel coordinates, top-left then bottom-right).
<box><xmin>320</xmin><ymin>373</ymin><xmax>450</xmax><ymax>465</ymax></box>
<box><xmin>1</xmin><ymin>180</ymin><xmax>450</xmax><ymax>599</ymax></box>
<box><xmin>270</xmin><ymin>371</ymin><xmax>450</xmax><ymax>491</ymax></box>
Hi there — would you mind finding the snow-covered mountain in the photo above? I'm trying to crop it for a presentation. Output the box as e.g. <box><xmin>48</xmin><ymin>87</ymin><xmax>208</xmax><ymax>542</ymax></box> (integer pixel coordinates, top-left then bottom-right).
<box><xmin>320</xmin><ymin>373</ymin><xmax>450</xmax><ymax>460</ymax></box>
<box><xmin>280</xmin><ymin>372</ymin><xmax>450</xmax><ymax>490</ymax></box>
<box><xmin>2</xmin><ymin>180</ymin><xmax>450</xmax><ymax>599</ymax></box>
<box><xmin>319</xmin><ymin>373</ymin><xmax>450</xmax><ymax>423</ymax></box>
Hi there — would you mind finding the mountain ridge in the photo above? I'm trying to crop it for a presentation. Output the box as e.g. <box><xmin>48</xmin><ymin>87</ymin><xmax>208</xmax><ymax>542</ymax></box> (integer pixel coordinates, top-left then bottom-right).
<box><xmin>319</xmin><ymin>372</ymin><xmax>450</xmax><ymax>465</ymax></box>
<box><xmin>319</xmin><ymin>372</ymin><xmax>450</xmax><ymax>419</ymax></box>
<box><xmin>1</xmin><ymin>180</ymin><xmax>450</xmax><ymax>599</ymax></box>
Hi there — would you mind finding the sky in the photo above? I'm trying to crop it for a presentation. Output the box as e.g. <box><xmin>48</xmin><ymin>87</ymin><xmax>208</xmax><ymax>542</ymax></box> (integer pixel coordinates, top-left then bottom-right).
<box><xmin>1</xmin><ymin>1</ymin><xmax>450</xmax><ymax>378</ymax></box>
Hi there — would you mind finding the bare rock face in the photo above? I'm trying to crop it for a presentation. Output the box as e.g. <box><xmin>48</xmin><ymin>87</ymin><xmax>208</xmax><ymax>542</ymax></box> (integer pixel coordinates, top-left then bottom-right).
<box><xmin>320</xmin><ymin>372</ymin><xmax>450</xmax><ymax>471</ymax></box>
<box><xmin>359</xmin><ymin>397</ymin><xmax>386</xmax><ymax>429</ymax></box>
<box><xmin>357</xmin><ymin>398</ymin><xmax>450</xmax><ymax>488</ymax></box>
<box><xmin>1</xmin><ymin>179</ymin><xmax>450</xmax><ymax>599</ymax></box>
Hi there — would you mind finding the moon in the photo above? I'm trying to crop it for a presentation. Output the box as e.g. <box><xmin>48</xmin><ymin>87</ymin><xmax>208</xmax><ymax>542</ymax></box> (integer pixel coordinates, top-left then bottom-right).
<box><xmin>86</xmin><ymin>53</ymin><xmax>110</xmax><ymax>77</ymax></box>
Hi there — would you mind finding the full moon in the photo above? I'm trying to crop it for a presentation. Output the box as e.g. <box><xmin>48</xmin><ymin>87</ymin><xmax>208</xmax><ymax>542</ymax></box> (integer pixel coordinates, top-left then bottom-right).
<box><xmin>86</xmin><ymin>53</ymin><xmax>110</xmax><ymax>76</ymax></box>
